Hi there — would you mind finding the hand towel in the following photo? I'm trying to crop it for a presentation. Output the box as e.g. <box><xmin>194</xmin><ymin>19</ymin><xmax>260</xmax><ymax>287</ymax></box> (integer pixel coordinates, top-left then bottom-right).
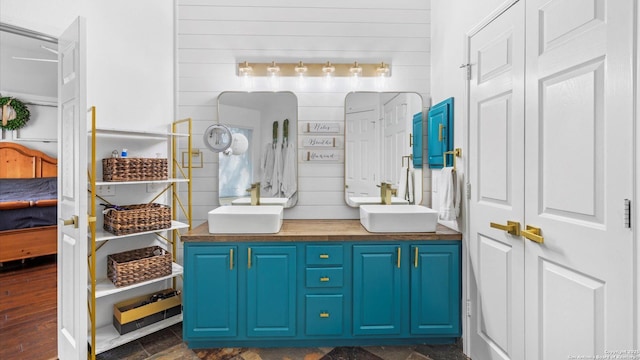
<box><xmin>438</xmin><ymin>167</ymin><xmax>460</xmax><ymax>221</ymax></box>
<box><xmin>398</xmin><ymin>166</ymin><xmax>409</xmax><ymax>201</ymax></box>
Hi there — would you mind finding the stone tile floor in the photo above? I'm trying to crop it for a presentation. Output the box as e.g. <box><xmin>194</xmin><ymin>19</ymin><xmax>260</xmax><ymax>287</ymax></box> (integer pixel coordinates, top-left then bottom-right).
<box><xmin>96</xmin><ymin>323</ymin><xmax>470</xmax><ymax>360</ymax></box>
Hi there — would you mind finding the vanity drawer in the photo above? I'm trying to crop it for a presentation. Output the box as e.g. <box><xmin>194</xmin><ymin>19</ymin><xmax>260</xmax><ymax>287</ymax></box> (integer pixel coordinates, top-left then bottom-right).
<box><xmin>305</xmin><ymin>294</ymin><xmax>343</xmax><ymax>336</ymax></box>
<box><xmin>306</xmin><ymin>245</ymin><xmax>343</xmax><ymax>266</ymax></box>
<box><xmin>305</xmin><ymin>267</ymin><xmax>344</xmax><ymax>288</ymax></box>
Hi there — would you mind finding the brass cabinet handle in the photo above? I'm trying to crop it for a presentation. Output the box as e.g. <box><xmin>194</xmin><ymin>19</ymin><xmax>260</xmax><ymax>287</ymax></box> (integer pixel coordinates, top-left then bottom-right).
<box><xmin>490</xmin><ymin>221</ymin><xmax>521</xmax><ymax>236</ymax></box>
<box><xmin>409</xmin><ymin>133</ymin><xmax>413</xmax><ymax>147</ymax></box>
<box><xmin>438</xmin><ymin>124</ymin><xmax>444</xmax><ymax>141</ymax></box>
<box><xmin>414</xmin><ymin>247</ymin><xmax>419</xmax><ymax>268</ymax></box>
<box><xmin>248</xmin><ymin>247</ymin><xmax>252</xmax><ymax>269</ymax></box>
<box><xmin>522</xmin><ymin>225</ymin><xmax>544</xmax><ymax>243</ymax></box>
<box><xmin>320</xmin><ymin>312</ymin><xmax>330</xmax><ymax>318</ymax></box>
<box><xmin>320</xmin><ymin>277</ymin><xmax>330</xmax><ymax>282</ymax></box>
<box><xmin>397</xmin><ymin>247</ymin><xmax>401</xmax><ymax>268</ymax></box>
<box><xmin>319</xmin><ymin>254</ymin><xmax>329</xmax><ymax>259</ymax></box>
<box><xmin>230</xmin><ymin>248</ymin><xmax>234</xmax><ymax>270</ymax></box>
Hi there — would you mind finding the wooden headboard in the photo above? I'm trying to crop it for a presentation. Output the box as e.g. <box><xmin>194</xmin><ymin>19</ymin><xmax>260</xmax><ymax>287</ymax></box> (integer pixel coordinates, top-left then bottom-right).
<box><xmin>0</xmin><ymin>142</ymin><xmax>57</xmax><ymax>178</ymax></box>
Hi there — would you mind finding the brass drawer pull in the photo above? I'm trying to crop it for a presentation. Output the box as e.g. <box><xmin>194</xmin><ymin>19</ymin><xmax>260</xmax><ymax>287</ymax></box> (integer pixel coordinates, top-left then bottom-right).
<box><xmin>320</xmin><ymin>312</ymin><xmax>330</xmax><ymax>318</ymax></box>
<box><xmin>320</xmin><ymin>277</ymin><xmax>330</xmax><ymax>282</ymax></box>
<box><xmin>230</xmin><ymin>248</ymin><xmax>234</xmax><ymax>270</ymax></box>
<box><xmin>319</xmin><ymin>254</ymin><xmax>329</xmax><ymax>259</ymax></box>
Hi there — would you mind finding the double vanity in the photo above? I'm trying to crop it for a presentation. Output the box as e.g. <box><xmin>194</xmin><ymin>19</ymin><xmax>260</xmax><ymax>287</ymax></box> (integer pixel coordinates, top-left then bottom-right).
<box><xmin>181</xmin><ymin>90</ymin><xmax>461</xmax><ymax>348</ymax></box>
<box><xmin>181</xmin><ymin>218</ymin><xmax>462</xmax><ymax>348</ymax></box>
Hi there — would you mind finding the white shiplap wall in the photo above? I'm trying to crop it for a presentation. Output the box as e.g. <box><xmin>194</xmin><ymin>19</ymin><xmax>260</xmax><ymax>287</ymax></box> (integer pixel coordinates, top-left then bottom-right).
<box><xmin>176</xmin><ymin>0</ymin><xmax>431</xmax><ymax>223</ymax></box>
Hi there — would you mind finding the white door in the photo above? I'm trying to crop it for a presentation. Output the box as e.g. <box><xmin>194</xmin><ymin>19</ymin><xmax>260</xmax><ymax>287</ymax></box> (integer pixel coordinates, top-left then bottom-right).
<box><xmin>57</xmin><ymin>17</ymin><xmax>88</xmax><ymax>360</ymax></box>
<box><xmin>467</xmin><ymin>2</ymin><xmax>526</xmax><ymax>359</ymax></box>
<box><xmin>382</xmin><ymin>93</ymin><xmax>411</xmax><ymax>186</ymax></box>
<box><xmin>524</xmin><ymin>0</ymin><xmax>634</xmax><ymax>358</ymax></box>
<box><xmin>345</xmin><ymin>107</ymin><xmax>379</xmax><ymax>198</ymax></box>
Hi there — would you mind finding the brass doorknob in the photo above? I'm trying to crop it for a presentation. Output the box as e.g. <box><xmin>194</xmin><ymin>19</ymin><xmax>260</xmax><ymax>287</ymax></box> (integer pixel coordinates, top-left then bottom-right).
<box><xmin>61</xmin><ymin>215</ymin><xmax>78</xmax><ymax>228</ymax></box>
<box><xmin>490</xmin><ymin>221</ymin><xmax>521</xmax><ymax>236</ymax></box>
<box><xmin>522</xmin><ymin>225</ymin><xmax>544</xmax><ymax>243</ymax></box>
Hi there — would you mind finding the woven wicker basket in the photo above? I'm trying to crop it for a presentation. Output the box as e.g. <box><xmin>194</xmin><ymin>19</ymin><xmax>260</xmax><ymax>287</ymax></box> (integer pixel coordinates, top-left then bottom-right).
<box><xmin>103</xmin><ymin>203</ymin><xmax>171</xmax><ymax>236</ymax></box>
<box><xmin>107</xmin><ymin>246</ymin><xmax>172</xmax><ymax>287</ymax></box>
<box><xmin>102</xmin><ymin>158</ymin><xmax>168</xmax><ymax>182</ymax></box>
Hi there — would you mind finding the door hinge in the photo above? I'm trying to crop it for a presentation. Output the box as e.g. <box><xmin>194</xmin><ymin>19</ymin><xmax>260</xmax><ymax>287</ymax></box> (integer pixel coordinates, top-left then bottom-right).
<box><xmin>466</xmin><ymin>183</ymin><xmax>471</xmax><ymax>200</ymax></box>
<box><xmin>466</xmin><ymin>299</ymin><xmax>472</xmax><ymax>317</ymax></box>
<box><xmin>460</xmin><ymin>63</ymin><xmax>471</xmax><ymax>80</ymax></box>
<box><xmin>624</xmin><ymin>199</ymin><xmax>631</xmax><ymax>229</ymax></box>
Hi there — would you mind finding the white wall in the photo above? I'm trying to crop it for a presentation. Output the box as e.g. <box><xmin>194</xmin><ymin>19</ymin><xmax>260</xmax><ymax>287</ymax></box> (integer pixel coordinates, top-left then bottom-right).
<box><xmin>1</xmin><ymin>0</ymin><xmax>174</xmax><ymax>134</ymax></box>
<box><xmin>176</xmin><ymin>0</ymin><xmax>432</xmax><ymax>222</ymax></box>
<box><xmin>430</xmin><ymin>0</ymin><xmax>505</xmax><ymax>232</ymax></box>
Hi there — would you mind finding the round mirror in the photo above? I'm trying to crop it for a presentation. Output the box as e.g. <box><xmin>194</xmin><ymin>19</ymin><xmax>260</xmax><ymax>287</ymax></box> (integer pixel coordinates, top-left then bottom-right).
<box><xmin>203</xmin><ymin>124</ymin><xmax>233</xmax><ymax>153</ymax></box>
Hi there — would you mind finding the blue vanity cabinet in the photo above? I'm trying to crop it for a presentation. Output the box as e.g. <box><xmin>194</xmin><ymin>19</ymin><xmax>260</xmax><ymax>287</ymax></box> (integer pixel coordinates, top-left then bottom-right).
<box><xmin>182</xmin><ymin>234</ymin><xmax>462</xmax><ymax>348</ymax></box>
<box><xmin>246</xmin><ymin>245</ymin><xmax>297</xmax><ymax>337</ymax></box>
<box><xmin>304</xmin><ymin>245</ymin><xmax>346</xmax><ymax>337</ymax></box>
<box><xmin>183</xmin><ymin>245</ymin><xmax>238</xmax><ymax>338</ymax></box>
<box><xmin>352</xmin><ymin>245</ymin><xmax>403</xmax><ymax>336</ymax></box>
<box><xmin>410</xmin><ymin>244</ymin><xmax>461</xmax><ymax>336</ymax></box>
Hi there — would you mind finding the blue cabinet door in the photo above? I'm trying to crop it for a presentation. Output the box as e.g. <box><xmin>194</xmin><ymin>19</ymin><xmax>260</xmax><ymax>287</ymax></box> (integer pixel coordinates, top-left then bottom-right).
<box><xmin>184</xmin><ymin>244</ymin><xmax>238</xmax><ymax>338</ymax></box>
<box><xmin>412</xmin><ymin>111</ymin><xmax>423</xmax><ymax>168</ymax></box>
<box><xmin>410</xmin><ymin>244</ymin><xmax>461</xmax><ymax>336</ymax></box>
<box><xmin>352</xmin><ymin>245</ymin><xmax>402</xmax><ymax>335</ymax></box>
<box><xmin>246</xmin><ymin>246</ymin><xmax>297</xmax><ymax>337</ymax></box>
<box><xmin>427</xmin><ymin>97</ymin><xmax>454</xmax><ymax>169</ymax></box>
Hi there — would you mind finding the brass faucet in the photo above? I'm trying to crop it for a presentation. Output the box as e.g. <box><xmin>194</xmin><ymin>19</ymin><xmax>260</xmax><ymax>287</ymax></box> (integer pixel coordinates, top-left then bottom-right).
<box><xmin>246</xmin><ymin>182</ymin><xmax>261</xmax><ymax>205</ymax></box>
<box><xmin>378</xmin><ymin>182</ymin><xmax>397</xmax><ymax>205</ymax></box>
<box><xmin>383</xmin><ymin>185</ymin><xmax>397</xmax><ymax>205</ymax></box>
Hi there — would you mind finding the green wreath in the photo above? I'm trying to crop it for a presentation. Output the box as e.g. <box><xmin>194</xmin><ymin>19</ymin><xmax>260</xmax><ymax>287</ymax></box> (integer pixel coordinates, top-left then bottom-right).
<box><xmin>0</xmin><ymin>97</ymin><xmax>30</xmax><ymax>131</ymax></box>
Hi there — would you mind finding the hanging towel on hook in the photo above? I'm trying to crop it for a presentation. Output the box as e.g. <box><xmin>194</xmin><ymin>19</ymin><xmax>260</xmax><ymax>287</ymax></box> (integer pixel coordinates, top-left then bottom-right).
<box><xmin>438</xmin><ymin>167</ymin><xmax>460</xmax><ymax>221</ymax></box>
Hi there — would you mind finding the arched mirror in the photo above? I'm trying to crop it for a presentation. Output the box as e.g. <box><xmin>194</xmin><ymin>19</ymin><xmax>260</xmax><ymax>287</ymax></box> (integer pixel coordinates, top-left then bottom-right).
<box><xmin>217</xmin><ymin>91</ymin><xmax>298</xmax><ymax>208</ymax></box>
<box><xmin>344</xmin><ymin>92</ymin><xmax>423</xmax><ymax>207</ymax></box>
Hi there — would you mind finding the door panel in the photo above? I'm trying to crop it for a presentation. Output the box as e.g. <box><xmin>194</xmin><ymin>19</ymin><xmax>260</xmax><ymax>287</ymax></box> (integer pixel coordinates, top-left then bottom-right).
<box><xmin>539</xmin><ymin>260</ymin><xmax>605</xmax><ymax>358</ymax></box>
<box><xmin>57</xmin><ymin>17</ymin><xmax>87</xmax><ymax>360</ymax></box>
<box><xmin>468</xmin><ymin>2</ymin><xmax>525</xmax><ymax>360</ymax></box>
<box><xmin>184</xmin><ymin>246</ymin><xmax>237</xmax><ymax>338</ymax></box>
<box><xmin>353</xmin><ymin>245</ymin><xmax>402</xmax><ymax>335</ymax></box>
<box><xmin>539</xmin><ymin>61</ymin><xmax>604</xmax><ymax>223</ymax></box>
<box><xmin>525</xmin><ymin>0</ymin><xmax>634</xmax><ymax>358</ymax></box>
<box><xmin>345</xmin><ymin>108</ymin><xmax>378</xmax><ymax>197</ymax></box>
<box><xmin>477</xmin><ymin>235</ymin><xmax>512</xmax><ymax>354</ymax></box>
<box><xmin>247</xmin><ymin>246</ymin><xmax>296</xmax><ymax>337</ymax></box>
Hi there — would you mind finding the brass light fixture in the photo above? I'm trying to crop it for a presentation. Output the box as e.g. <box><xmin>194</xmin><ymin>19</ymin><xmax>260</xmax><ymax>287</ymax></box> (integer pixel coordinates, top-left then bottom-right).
<box><xmin>237</xmin><ymin>61</ymin><xmax>391</xmax><ymax>77</ymax></box>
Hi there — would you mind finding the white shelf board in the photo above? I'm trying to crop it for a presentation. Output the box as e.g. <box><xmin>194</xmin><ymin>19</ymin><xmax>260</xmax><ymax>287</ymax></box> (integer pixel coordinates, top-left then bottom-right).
<box><xmin>91</xmin><ymin>262</ymin><xmax>183</xmax><ymax>298</ymax></box>
<box><xmin>94</xmin><ymin>220</ymin><xmax>189</xmax><ymax>242</ymax></box>
<box><xmin>92</xmin><ymin>127</ymin><xmax>190</xmax><ymax>138</ymax></box>
<box><xmin>92</xmin><ymin>313</ymin><xmax>182</xmax><ymax>354</ymax></box>
<box><xmin>94</xmin><ymin>178</ymin><xmax>189</xmax><ymax>186</ymax></box>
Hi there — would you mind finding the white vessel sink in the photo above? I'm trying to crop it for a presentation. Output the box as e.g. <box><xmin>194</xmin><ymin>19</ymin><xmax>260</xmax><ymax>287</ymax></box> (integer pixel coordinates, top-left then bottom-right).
<box><xmin>349</xmin><ymin>196</ymin><xmax>409</xmax><ymax>206</ymax></box>
<box><xmin>208</xmin><ymin>206</ymin><xmax>283</xmax><ymax>234</ymax></box>
<box><xmin>231</xmin><ymin>197</ymin><xmax>288</xmax><ymax>206</ymax></box>
<box><xmin>359</xmin><ymin>205</ymin><xmax>438</xmax><ymax>233</ymax></box>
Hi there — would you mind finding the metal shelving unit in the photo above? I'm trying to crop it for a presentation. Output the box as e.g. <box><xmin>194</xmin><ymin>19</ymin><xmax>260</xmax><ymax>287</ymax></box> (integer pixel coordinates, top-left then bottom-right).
<box><xmin>86</xmin><ymin>113</ymin><xmax>192</xmax><ymax>359</ymax></box>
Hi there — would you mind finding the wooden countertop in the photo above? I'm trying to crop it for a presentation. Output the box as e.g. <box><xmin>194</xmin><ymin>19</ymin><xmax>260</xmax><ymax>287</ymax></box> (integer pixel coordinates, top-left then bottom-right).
<box><xmin>182</xmin><ymin>219</ymin><xmax>462</xmax><ymax>242</ymax></box>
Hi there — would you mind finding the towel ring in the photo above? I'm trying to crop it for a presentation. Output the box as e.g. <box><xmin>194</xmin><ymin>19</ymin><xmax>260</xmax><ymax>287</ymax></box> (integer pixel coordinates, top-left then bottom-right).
<box><xmin>443</xmin><ymin>148</ymin><xmax>462</xmax><ymax>170</ymax></box>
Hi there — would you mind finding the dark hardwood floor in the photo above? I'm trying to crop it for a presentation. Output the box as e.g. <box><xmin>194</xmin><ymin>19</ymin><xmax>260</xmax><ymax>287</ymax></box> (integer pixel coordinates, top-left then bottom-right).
<box><xmin>0</xmin><ymin>255</ymin><xmax>58</xmax><ymax>360</ymax></box>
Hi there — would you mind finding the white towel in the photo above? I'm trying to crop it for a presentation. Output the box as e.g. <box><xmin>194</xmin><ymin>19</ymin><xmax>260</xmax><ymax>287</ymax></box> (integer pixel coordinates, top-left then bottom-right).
<box><xmin>438</xmin><ymin>167</ymin><xmax>460</xmax><ymax>221</ymax></box>
<box><xmin>398</xmin><ymin>166</ymin><xmax>408</xmax><ymax>201</ymax></box>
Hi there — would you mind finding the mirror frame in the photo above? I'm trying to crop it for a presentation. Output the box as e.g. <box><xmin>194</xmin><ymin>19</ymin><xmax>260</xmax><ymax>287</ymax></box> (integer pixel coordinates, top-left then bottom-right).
<box><xmin>216</xmin><ymin>91</ymin><xmax>299</xmax><ymax>208</ymax></box>
<box><xmin>343</xmin><ymin>91</ymin><xmax>424</xmax><ymax>207</ymax></box>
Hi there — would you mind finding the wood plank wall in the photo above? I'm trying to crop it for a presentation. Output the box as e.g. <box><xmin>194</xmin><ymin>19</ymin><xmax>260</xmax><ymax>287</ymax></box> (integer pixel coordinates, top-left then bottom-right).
<box><xmin>176</xmin><ymin>0</ymin><xmax>431</xmax><ymax>223</ymax></box>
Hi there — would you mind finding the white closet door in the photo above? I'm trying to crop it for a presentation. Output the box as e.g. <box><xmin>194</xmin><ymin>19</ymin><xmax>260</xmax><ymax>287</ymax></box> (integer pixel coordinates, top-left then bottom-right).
<box><xmin>467</xmin><ymin>2</ymin><xmax>526</xmax><ymax>359</ymax></box>
<box><xmin>345</xmin><ymin>107</ymin><xmax>379</xmax><ymax>197</ymax></box>
<box><xmin>524</xmin><ymin>0</ymin><xmax>634</xmax><ymax>358</ymax></box>
<box><xmin>57</xmin><ymin>17</ymin><xmax>88</xmax><ymax>360</ymax></box>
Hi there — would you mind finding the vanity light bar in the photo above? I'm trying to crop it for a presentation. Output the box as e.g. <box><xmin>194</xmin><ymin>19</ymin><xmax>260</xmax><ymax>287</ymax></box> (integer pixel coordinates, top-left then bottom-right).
<box><xmin>237</xmin><ymin>61</ymin><xmax>391</xmax><ymax>77</ymax></box>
